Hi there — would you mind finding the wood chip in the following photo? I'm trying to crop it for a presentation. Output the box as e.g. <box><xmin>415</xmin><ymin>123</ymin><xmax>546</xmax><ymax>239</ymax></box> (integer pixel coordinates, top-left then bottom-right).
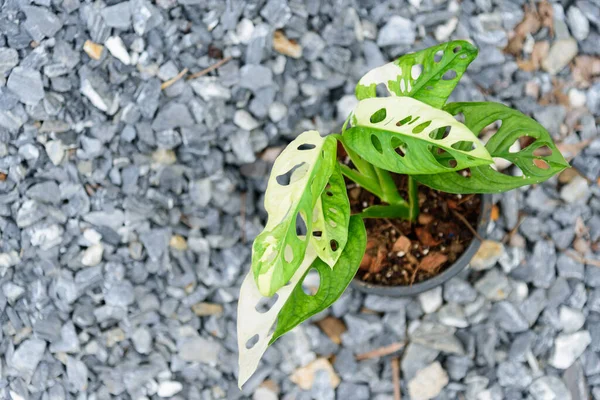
<box><xmin>415</xmin><ymin>227</ymin><xmax>441</xmax><ymax>247</ymax></box>
<box><xmin>273</xmin><ymin>30</ymin><xmax>303</xmax><ymax>59</ymax></box>
<box><xmin>169</xmin><ymin>235</ymin><xmax>188</xmax><ymax>250</ymax></box>
<box><xmin>418</xmin><ymin>252</ymin><xmax>448</xmax><ymax>274</ymax></box>
<box><xmin>490</xmin><ymin>204</ymin><xmax>500</xmax><ymax>221</ymax></box>
<box><xmin>392</xmin><ymin>235</ymin><xmax>411</xmax><ymax>253</ymax></box>
<box><xmin>417</xmin><ymin>213</ymin><xmax>434</xmax><ymax>225</ymax></box>
<box><xmin>192</xmin><ymin>302</ymin><xmax>224</xmax><ymax>316</ymax></box>
<box><xmin>356</xmin><ymin>342</ymin><xmax>405</xmax><ymax>361</ymax></box>
<box><xmin>83</xmin><ymin>40</ymin><xmax>104</xmax><ymax>60</ymax></box>
<box><xmin>290</xmin><ymin>358</ymin><xmax>340</xmax><ymax>390</ymax></box>
<box><xmin>315</xmin><ymin>316</ymin><xmax>346</xmax><ymax>345</ymax></box>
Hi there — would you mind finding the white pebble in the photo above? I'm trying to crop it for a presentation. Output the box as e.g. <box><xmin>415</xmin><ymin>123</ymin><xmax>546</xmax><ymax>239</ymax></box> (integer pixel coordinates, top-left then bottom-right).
<box><xmin>157</xmin><ymin>381</ymin><xmax>183</xmax><ymax>397</ymax></box>
<box><xmin>105</xmin><ymin>36</ymin><xmax>131</xmax><ymax>65</ymax></box>
<box><xmin>82</xmin><ymin>243</ymin><xmax>104</xmax><ymax>266</ymax></box>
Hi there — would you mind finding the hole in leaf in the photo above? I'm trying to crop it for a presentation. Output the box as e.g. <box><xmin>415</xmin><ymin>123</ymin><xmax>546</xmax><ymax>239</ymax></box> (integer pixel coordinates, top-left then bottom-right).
<box><xmin>453</xmin><ymin>113</ymin><xmax>465</xmax><ymax>124</ymax></box>
<box><xmin>456</xmin><ymin>168</ymin><xmax>471</xmax><ymax>178</ymax></box>
<box><xmin>533</xmin><ymin>145</ymin><xmax>552</xmax><ymax>157</ymax></box>
<box><xmin>371</xmin><ymin>135</ymin><xmax>383</xmax><ymax>153</ymax></box>
<box><xmin>376</xmin><ymin>83</ymin><xmax>390</xmax><ymax>97</ymax></box>
<box><xmin>330</xmin><ymin>239</ymin><xmax>339</xmax><ymax>252</ymax></box>
<box><xmin>442</xmin><ymin>70</ymin><xmax>457</xmax><ymax>80</ymax></box>
<box><xmin>534</xmin><ymin>159</ymin><xmax>550</xmax><ymax>170</ymax></box>
<box><xmin>297</xmin><ymin>143</ymin><xmax>316</xmax><ymax>150</ymax></box>
<box><xmin>246</xmin><ymin>334</ymin><xmax>259</xmax><ymax>349</ymax></box>
<box><xmin>255</xmin><ymin>293</ymin><xmax>279</xmax><ymax>314</ymax></box>
<box><xmin>434</xmin><ymin>50</ymin><xmax>443</xmax><ymax>63</ymax></box>
<box><xmin>432</xmin><ymin>146</ymin><xmax>457</xmax><ymax>169</ymax></box>
<box><xmin>312</xmin><ymin>231</ymin><xmax>322</xmax><ymax>238</ymax></box>
<box><xmin>411</xmin><ymin>64</ymin><xmax>423</xmax><ymax>80</ymax></box>
<box><xmin>284</xmin><ymin>244</ymin><xmax>294</xmax><ymax>263</ymax></box>
<box><xmin>391</xmin><ymin>137</ymin><xmax>407</xmax><ymax>157</ymax></box>
<box><xmin>481</xmin><ymin>119</ymin><xmax>502</xmax><ymax>136</ymax></box>
<box><xmin>396</xmin><ymin>115</ymin><xmax>412</xmax><ymax>127</ymax></box>
<box><xmin>451</xmin><ymin>141</ymin><xmax>475</xmax><ymax>151</ymax></box>
<box><xmin>276</xmin><ymin>163</ymin><xmax>307</xmax><ymax>186</ymax></box>
<box><xmin>412</xmin><ymin>121</ymin><xmax>432</xmax><ymax>134</ymax></box>
<box><xmin>296</xmin><ymin>212</ymin><xmax>307</xmax><ymax>236</ymax></box>
<box><xmin>459</xmin><ymin>54</ymin><xmax>467</xmax><ymax>59</ymax></box>
<box><xmin>326</xmin><ymin>191</ymin><xmax>333</xmax><ymax>197</ymax></box>
<box><xmin>453</xmin><ymin>45</ymin><xmax>462</xmax><ymax>53</ymax></box>
<box><xmin>370</xmin><ymin>108</ymin><xmax>387</xmax><ymax>123</ymax></box>
<box><xmin>426</xmin><ymin>85</ymin><xmax>434</xmax><ymax>90</ymax></box>
<box><xmin>429</xmin><ymin>125</ymin><xmax>451</xmax><ymax>140</ymax></box>
<box><xmin>302</xmin><ymin>269</ymin><xmax>320</xmax><ymax>296</ymax></box>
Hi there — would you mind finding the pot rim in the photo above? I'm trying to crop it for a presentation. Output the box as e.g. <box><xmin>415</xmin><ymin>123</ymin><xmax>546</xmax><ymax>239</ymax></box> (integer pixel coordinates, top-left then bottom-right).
<box><xmin>350</xmin><ymin>193</ymin><xmax>493</xmax><ymax>297</ymax></box>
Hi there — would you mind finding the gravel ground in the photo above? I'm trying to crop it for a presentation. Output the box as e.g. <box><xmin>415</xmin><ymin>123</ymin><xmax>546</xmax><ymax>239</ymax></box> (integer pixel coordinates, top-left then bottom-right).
<box><xmin>0</xmin><ymin>0</ymin><xmax>599</xmax><ymax>399</ymax></box>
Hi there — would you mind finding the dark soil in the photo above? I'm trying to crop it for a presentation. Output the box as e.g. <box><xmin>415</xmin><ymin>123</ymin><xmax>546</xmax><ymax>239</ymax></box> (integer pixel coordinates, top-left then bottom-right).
<box><xmin>349</xmin><ymin>175</ymin><xmax>481</xmax><ymax>286</ymax></box>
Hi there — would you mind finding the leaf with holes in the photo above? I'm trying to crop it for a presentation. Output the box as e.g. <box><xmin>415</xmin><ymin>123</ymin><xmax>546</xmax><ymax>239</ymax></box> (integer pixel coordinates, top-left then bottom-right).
<box><xmin>355</xmin><ymin>40</ymin><xmax>478</xmax><ymax>108</ymax></box>
<box><xmin>237</xmin><ymin>216</ymin><xmax>366</xmax><ymax>388</ymax></box>
<box><xmin>252</xmin><ymin>131</ymin><xmax>337</xmax><ymax>297</ymax></box>
<box><xmin>342</xmin><ymin>97</ymin><xmax>493</xmax><ymax>175</ymax></box>
<box><xmin>413</xmin><ymin>102</ymin><xmax>570</xmax><ymax>193</ymax></box>
<box><xmin>270</xmin><ymin>216</ymin><xmax>366</xmax><ymax>343</ymax></box>
<box><xmin>310</xmin><ymin>164</ymin><xmax>351</xmax><ymax>268</ymax></box>
<box><xmin>238</xmin><ymin>246</ymin><xmax>318</xmax><ymax>389</ymax></box>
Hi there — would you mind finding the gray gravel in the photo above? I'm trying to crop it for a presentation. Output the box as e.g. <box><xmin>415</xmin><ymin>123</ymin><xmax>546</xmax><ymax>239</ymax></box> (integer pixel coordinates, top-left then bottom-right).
<box><xmin>0</xmin><ymin>0</ymin><xmax>599</xmax><ymax>399</ymax></box>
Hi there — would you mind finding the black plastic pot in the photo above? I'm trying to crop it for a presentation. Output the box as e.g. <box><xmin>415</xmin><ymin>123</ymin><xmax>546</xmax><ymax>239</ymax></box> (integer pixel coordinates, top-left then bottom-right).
<box><xmin>351</xmin><ymin>194</ymin><xmax>493</xmax><ymax>297</ymax></box>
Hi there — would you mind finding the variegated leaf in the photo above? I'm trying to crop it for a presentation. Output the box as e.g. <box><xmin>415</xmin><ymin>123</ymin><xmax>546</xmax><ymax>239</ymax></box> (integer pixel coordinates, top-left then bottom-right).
<box><xmin>252</xmin><ymin>131</ymin><xmax>337</xmax><ymax>297</ymax></box>
<box><xmin>343</xmin><ymin>96</ymin><xmax>492</xmax><ymax>175</ymax></box>
<box><xmin>310</xmin><ymin>163</ymin><xmax>351</xmax><ymax>267</ymax></box>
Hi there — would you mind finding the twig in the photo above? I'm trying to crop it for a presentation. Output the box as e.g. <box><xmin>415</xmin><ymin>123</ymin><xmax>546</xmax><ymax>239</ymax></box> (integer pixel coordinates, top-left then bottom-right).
<box><xmin>502</xmin><ymin>214</ymin><xmax>524</xmax><ymax>244</ymax></box>
<box><xmin>240</xmin><ymin>191</ymin><xmax>247</xmax><ymax>244</ymax></box>
<box><xmin>409</xmin><ymin>264</ymin><xmax>421</xmax><ymax>286</ymax></box>
<box><xmin>391</xmin><ymin>357</ymin><xmax>401</xmax><ymax>400</ymax></box>
<box><xmin>451</xmin><ymin>210</ymin><xmax>483</xmax><ymax>241</ymax></box>
<box><xmin>457</xmin><ymin>194</ymin><xmax>475</xmax><ymax>205</ymax></box>
<box><xmin>355</xmin><ymin>342</ymin><xmax>405</xmax><ymax>361</ymax></box>
<box><xmin>161</xmin><ymin>68</ymin><xmax>188</xmax><ymax>90</ymax></box>
<box><xmin>187</xmin><ymin>56</ymin><xmax>232</xmax><ymax>80</ymax></box>
<box><xmin>566</xmin><ymin>250</ymin><xmax>600</xmax><ymax>268</ymax></box>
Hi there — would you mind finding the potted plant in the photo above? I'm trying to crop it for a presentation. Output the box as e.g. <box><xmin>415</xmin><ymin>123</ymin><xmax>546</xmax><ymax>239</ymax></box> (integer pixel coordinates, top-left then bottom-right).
<box><xmin>236</xmin><ymin>40</ymin><xmax>569</xmax><ymax>387</ymax></box>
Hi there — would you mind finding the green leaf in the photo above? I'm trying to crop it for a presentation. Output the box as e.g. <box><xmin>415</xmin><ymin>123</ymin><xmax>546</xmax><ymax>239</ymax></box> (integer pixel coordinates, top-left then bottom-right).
<box><xmin>342</xmin><ymin>96</ymin><xmax>493</xmax><ymax>175</ymax></box>
<box><xmin>252</xmin><ymin>131</ymin><xmax>337</xmax><ymax>297</ymax></box>
<box><xmin>356</xmin><ymin>40</ymin><xmax>478</xmax><ymax>108</ymax></box>
<box><xmin>237</xmin><ymin>217</ymin><xmax>366</xmax><ymax>388</ymax></box>
<box><xmin>359</xmin><ymin>204</ymin><xmax>411</xmax><ymax>219</ymax></box>
<box><xmin>413</xmin><ymin>102</ymin><xmax>570</xmax><ymax>193</ymax></box>
<box><xmin>269</xmin><ymin>216</ymin><xmax>367</xmax><ymax>343</ymax></box>
<box><xmin>310</xmin><ymin>164</ymin><xmax>351</xmax><ymax>267</ymax></box>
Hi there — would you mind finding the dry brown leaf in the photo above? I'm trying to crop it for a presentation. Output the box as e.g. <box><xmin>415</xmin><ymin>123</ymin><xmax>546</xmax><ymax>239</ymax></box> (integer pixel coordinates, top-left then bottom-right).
<box><xmin>273</xmin><ymin>30</ymin><xmax>302</xmax><ymax>59</ymax></box>
<box><xmin>419</xmin><ymin>252</ymin><xmax>448</xmax><ymax>273</ymax></box>
<box><xmin>505</xmin><ymin>1</ymin><xmax>552</xmax><ymax>56</ymax></box>
<box><xmin>192</xmin><ymin>302</ymin><xmax>223</xmax><ymax>316</ymax></box>
<box><xmin>537</xmin><ymin>0</ymin><xmax>554</xmax><ymax>33</ymax></box>
<box><xmin>415</xmin><ymin>227</ymin><xmax>441</xmax><ymax>247</ymax></box>
<box><xmin>316</xmin><ymin>317</ymin><xmax>346</xmax><ymax>345</ymax></box>
<box><xmin>571</xmin><ymin>56</ymin><xmax>600</xmax><ymax>87</ymax></box>
<box><xmin>392</xmin><ymin>235</ymin><xmax>411</xmax><ymax>253</ymax></box>
<box><xmin>517</xmin><ymin>40</ymin><xmax>549</xmax><ymax>72</ymax></box>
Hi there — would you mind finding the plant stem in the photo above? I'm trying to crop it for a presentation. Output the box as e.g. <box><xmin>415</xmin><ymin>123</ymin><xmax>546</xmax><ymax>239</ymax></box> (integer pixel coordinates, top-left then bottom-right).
<box><xmin>339</xmin><ymin>164</ymin><xmax>385</xmax><ymax>199</ymax></box>
<box><xmin>407</xmin><ymin>175</ymin><xmax>419</xmax><ymax>221</ymax></box>
<box><xmin>375</xmin><ymin>167</ymin><xmax>408</xmax><ymax>206</ymax></box>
